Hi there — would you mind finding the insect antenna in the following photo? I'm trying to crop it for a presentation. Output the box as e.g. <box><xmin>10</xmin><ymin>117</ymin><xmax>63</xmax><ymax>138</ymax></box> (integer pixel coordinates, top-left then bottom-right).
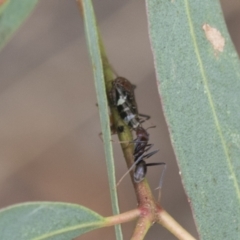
<box><xmin>148</xmin><ymin>162</ymin><xmax>167</xmax><ymax>202</ymax></box>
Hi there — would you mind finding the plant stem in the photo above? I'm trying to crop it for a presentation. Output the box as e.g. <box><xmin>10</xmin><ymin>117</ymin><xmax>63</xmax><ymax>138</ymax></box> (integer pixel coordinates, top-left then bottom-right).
<box><xmin>130</xmin><ymin>215</ymin><xmax>152</xmax><ymax>240</ymax></box>
<box><xmin>157</xmin><ymin>209</ymin><xmax>196</xmax><ymax>240</ymax></box>
<box><xmin>104</xmin><ymin>209</ymin><xmax>141</xmax><ymax>226</ymax></box>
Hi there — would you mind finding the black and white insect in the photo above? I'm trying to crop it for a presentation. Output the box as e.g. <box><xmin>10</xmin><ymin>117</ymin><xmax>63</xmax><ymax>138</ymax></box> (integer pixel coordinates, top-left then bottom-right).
<box><xmin>109</xmin><ymin>77</ymin><xmax>149</xmax><ymax>130</ymax></box>
<box><xmin>109</xmin><ymin>77</ymin><xmax>137</xmax><ymax>112</ymax></box>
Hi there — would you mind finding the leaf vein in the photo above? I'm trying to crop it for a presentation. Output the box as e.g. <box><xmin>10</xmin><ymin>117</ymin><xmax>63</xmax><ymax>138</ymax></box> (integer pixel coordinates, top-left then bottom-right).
<box><xmin>32</xmin><ymin>221</ymin><xmax>104</xmax><ymax>240</ymax></box>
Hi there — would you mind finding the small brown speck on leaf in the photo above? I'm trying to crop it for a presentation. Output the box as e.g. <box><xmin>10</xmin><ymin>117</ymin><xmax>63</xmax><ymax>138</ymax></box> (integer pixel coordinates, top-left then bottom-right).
<box><xmin>202</xmin><ymin>24</ymin><xmax>225</xmax><ymax>54</ymax></box>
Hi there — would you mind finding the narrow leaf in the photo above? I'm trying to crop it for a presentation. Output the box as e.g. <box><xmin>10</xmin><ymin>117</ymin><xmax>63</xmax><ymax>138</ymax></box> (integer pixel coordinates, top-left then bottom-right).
<box><xmin>146</xmin><ymin>0</ymin><xmax>240</xmax><ymax>239</ymax></box>
<box><xmin>0</xmin><ymin>202</ymin><xmax>105</xmax><ymax>240</ymax></box>
<box><xmin>80</xmin><ymin>0</ymin><xmax>123</xmax><ymax>239</ymax></box>
<box><xmin>0</xmin><ymin>0</ymin><xmax>38</xmax><ymax>51</ymax></box>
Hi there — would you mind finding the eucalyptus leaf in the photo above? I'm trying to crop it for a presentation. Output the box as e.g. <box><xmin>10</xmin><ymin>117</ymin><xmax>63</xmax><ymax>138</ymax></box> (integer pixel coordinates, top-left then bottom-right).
<box><xmin>80</xmin><ymin>0</ymin><xmax>123</xmax><ymax>239</ymax></box>
<box><xmin>0</xmin><ymin>0</ymin><xmax>38</xmax><ymax>51</ymax></box>
<box><xmin>146</xmin><ymin>0</ymin><xmax>240</xmax><ymax>239</ymax></box>
<box><xmin>0</xmin><ymin>202</ymin><xmax>105</xmax><ymax>240</ymax></box>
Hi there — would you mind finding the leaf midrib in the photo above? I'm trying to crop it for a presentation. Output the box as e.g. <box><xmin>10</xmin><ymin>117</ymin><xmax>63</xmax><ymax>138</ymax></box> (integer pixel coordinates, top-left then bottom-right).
<box><xmin>32</xmin><ymin>221</ymin><xmax>104</xmax><ymax>240</ymax></box>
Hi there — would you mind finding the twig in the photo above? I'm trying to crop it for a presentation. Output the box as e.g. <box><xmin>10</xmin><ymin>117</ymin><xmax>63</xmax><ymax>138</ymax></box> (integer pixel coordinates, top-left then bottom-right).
<box><xmin>104</xmin><ymin>209</ymin><xmax>141</xmax><ymax>226</ymax></box>
<box><xmin>157</xmin><ymin>209</ymin><xmax>197</xmax><ymax>240</ymax></box>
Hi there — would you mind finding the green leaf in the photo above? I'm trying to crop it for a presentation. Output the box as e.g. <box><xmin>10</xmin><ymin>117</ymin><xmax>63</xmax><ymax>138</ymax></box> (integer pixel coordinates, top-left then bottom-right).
<box><xmin>0</xmin><ymin>0</ymin><xmax>38</xmax><ymax>51</ymax></box>
<box><xmin>146</xmin><ymin>0</ymin><xmax>240</xmax><ymax>239</ymax></box>
<box><xmin>80</xmin><ymin>0</ymin><xmax>123</xmax><ymax>239</ymax></box>
<box><xmin>0</xmin><ymin>202</ymin><xmax>106</xmax><ymax>240</ymax></box>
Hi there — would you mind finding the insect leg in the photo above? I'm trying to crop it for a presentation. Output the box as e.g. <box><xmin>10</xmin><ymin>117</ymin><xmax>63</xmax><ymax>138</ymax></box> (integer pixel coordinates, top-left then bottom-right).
<box><xmin>145</xmin><ymin>162</ymin><xmax>167</xmax><ymax>201</ymax></box>
<box><xmin>138</xmin><ymin>113</ymin><xmax>151</xmax><ymax>123</ymax></box>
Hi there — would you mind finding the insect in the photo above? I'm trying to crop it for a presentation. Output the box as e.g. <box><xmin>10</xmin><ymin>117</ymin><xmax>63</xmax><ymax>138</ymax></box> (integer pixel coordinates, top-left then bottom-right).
<box><xmin>109</xmin><ymin>77</ymin><xmax>137</xmax><ymax>112</ymax></box>
<box><xmin>134</xmin><ymin>126</ymin><xmax>155</xmax><ymax>160</ymax></box>
<box><xmin>117</xmin><ymin>126</ymin><xmax>166</xmax><ymax>188</ymax></box>
<box><xmin>133</xmin><ymin>150</ymin><xmax>166</xmax><ymax>201</ymax></box>
<box><xmin>109</xmin><ymin>77</ymin><xmax>149</xmax><ymax>129</ymax></box>
<box><xmin>116</xmin><ymin>138</ymin><xmax>166</xmax><ymax>191</ymax></box>
<box><xmin>109</xmin><ymin>77</ymin><xmax>166</xmax><ymax>194</ymax></box>
<box><xmin>133</xmin><ymin>126</ymin><xmax>166</xmax><ymax>183</ymax></box>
